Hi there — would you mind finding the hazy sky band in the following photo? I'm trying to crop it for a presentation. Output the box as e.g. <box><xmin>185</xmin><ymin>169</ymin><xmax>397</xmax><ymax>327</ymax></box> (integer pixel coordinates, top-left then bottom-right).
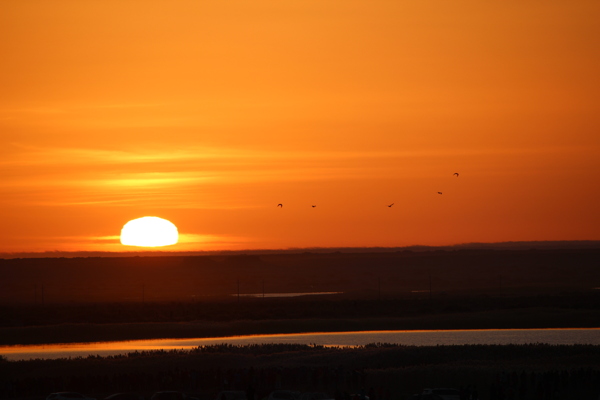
<box><xmin>1</xmin><ymin>0</ymin><xmax>599</xmax><ymax>252</ymax></box>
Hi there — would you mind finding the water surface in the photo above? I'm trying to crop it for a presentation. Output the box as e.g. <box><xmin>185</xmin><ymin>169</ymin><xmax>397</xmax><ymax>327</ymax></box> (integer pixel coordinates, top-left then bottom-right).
<box><xmin>1</xmin><ymin>328</ymin><xmax>598</xmax><ymax>361</ymax></box>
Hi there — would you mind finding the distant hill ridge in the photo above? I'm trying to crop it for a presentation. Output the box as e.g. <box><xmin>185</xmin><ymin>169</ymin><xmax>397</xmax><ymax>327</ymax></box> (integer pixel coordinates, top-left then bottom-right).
<box><xmin>1</xmin><ymin>240</ymin><xmax>599</xmax><ymax>259</ymax></box>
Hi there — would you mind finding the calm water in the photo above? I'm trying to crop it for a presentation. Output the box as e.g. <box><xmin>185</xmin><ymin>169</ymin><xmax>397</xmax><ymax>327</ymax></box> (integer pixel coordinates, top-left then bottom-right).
<box><xmin>1</xmin><ymin>328</ymin><xmax>598</xmax><ymax>361</ymax></box>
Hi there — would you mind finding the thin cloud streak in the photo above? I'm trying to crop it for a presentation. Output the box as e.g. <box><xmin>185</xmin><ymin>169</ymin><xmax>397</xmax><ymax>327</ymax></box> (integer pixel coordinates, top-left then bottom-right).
<box><xmin>3</xmin><ymin>143</ymin><xmax>587</xmax><ymax>167</ymax></box>
<box><xmin>67</xmin><ymin>233</ymin><xmax>252</xmax><ymax>252</ymax></box>
<box><xmin>2</xmin><ymin>144</ymin><xmax>596</xmax><ymax>211</ymax></box>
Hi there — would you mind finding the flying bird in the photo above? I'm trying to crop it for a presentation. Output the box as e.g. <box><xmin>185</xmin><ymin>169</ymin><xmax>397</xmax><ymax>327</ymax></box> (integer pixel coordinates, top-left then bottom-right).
<box><xmin>277</xmin><ymin>204</ymin><xmax>283</xmax><ymax>207</ymax></box>
<box><xmin>388</xmin><ymin>203</ymin><xmax>394</xmax><ymax>207</ymax></box>
<box><xmin>454</xmin><ymin>172</ymin><xmax>459</xmax><ymax>177</ymax></box>
<box><xmin>311</xmin><ymin>205</ymin><xmax>316</xmax><ymax>208</ymax></box>
<box><xmin>437</xmin><ymin>192</ymin><xmax>443</xmax><ymax>195</ymax></box>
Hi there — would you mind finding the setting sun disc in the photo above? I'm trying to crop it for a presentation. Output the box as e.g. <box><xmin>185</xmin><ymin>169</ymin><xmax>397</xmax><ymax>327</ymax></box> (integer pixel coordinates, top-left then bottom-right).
<box><xmin>120</xmin><ymin>216</ymin><xmax>178</xmax><ymax>247</ymax></box>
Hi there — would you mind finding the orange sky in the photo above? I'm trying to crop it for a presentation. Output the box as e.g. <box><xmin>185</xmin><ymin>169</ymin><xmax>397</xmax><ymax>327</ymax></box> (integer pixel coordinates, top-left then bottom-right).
<box><xmin>1</xmin><ymin>0</ymin><xmax>599</xmax><ymax>253</ymax></box>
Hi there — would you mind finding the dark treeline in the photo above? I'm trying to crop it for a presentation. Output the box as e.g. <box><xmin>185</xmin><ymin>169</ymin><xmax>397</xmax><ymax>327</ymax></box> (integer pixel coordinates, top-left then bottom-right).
<box><xmin>2</xmin><ymin>343</ymin><xmax>599</xmax><ymax>400</ymax></box>
<box><xmin>3</xmin><ymin>290</ymin><xmax>600</xmax><ymax>325</ymax></box>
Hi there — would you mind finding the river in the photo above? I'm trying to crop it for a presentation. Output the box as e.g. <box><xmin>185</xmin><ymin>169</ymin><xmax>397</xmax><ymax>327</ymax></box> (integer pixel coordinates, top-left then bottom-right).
<box><xmin>1</xmin><ymin>328</ymin><xmax>598</xmax><ymax>361</ymax></box>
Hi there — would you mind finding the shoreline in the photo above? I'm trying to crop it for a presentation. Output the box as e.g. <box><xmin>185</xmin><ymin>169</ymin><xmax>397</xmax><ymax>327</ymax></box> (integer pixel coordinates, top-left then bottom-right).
<box><xmin>3</xmin><ymin>326</ymin><xmax>600</xmax><ymax>348</ymax></box>
<box><xmin>1</xmin><ymin>307</ymin><xmax>598</xmax><ymax>346</ymax></box>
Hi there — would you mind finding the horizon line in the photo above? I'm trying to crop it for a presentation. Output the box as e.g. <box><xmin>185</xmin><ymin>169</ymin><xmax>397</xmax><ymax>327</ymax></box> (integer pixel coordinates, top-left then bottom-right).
<box><xmin>1</xmin><ymin>240</ymin><xmax>600</xmax><ymax>259</ymax></box>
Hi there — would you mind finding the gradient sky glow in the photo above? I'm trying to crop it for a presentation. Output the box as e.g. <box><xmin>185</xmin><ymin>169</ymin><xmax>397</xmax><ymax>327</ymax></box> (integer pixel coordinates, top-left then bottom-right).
<box><xmin>1</xmin><ymin>0</ymin><xmax>599</xmax><ymax>253</ymax></box>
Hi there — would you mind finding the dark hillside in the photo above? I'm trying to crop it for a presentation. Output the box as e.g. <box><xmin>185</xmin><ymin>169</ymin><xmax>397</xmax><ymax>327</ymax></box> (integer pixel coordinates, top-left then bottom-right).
<box><xmin>0</xmin><ymin>249</ymin><xmax>599</xmax><ymax>339</ymax></box>
<box><xmin>1</xmin><ymin>249</ymin><xmax>598</xmax><ymax>304</ymax></box>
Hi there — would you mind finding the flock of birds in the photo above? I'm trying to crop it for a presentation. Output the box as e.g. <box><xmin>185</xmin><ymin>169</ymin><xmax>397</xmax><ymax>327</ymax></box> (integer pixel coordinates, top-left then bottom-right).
<box><xmin>276</xmin><ymin>172</ymin><xmax>460</xmax><ymax>208</ymax></box>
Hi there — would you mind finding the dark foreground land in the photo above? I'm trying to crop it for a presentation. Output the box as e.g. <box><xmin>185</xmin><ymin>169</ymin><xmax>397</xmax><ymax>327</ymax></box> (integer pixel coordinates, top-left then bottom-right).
<box><xmin>2</xmin><ymin>343</ymin><xmax>599</xmax><ymax>400</ymax></box>
<box><xmin>1</xmin><ymin>249</ymin><xmax>600</xmax><ymax>399</ymax></box>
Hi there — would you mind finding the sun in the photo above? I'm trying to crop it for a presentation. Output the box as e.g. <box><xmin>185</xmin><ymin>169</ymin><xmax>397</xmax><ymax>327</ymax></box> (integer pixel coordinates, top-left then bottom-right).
<box><xmin>120</xmin><ymin>216</ymin><xmax>179</xmax><ymax>247</ymax></box>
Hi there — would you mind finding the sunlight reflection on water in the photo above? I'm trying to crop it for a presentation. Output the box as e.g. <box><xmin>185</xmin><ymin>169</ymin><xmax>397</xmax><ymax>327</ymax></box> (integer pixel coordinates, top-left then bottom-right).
<box><xmin>1</xmin><ymin>328</ymin><xmax>598</xmax><ymax>361</ymax></box>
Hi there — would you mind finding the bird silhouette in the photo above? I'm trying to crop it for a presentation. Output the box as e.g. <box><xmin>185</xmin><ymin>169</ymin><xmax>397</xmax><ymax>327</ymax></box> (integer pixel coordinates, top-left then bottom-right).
<box><xmin>388</xmin><ymin>203</ymin><xmax>394</xmax><ymax>207</ymax></box>
<box><xmin>277</xmin><ymin>204</ymin><xmax>283</xmax><ymax>207</ymax></box>
<box><xmin>454</xmin><ymin>172</ymin><xmax>459</xmax><ymax>177</ymax></box>
<box><xmin>437</xmin><ymin>192</ymin><xmax>443</xmax><ymax>195</ymax></box>
<box><xmin>311</xmin><ymin>205</ymin><xmax>316</xmax><ymax>208</ymax></box>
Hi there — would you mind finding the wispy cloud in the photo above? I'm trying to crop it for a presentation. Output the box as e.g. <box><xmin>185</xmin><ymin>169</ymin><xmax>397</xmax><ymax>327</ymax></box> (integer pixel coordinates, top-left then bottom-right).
<box><xmin>4</xmin><ymin>142</ymin><xmax>584</xmax><ymax>167</ymax></box>
<box><xmin>57</xmin><ymin>233</ymin><xmax>253</xmax><ymax>252</ymax></box>
<box><xmin>2</xmin><ymin>143</ymin><xmax>593</xmax><ymax>210</ymax></box>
